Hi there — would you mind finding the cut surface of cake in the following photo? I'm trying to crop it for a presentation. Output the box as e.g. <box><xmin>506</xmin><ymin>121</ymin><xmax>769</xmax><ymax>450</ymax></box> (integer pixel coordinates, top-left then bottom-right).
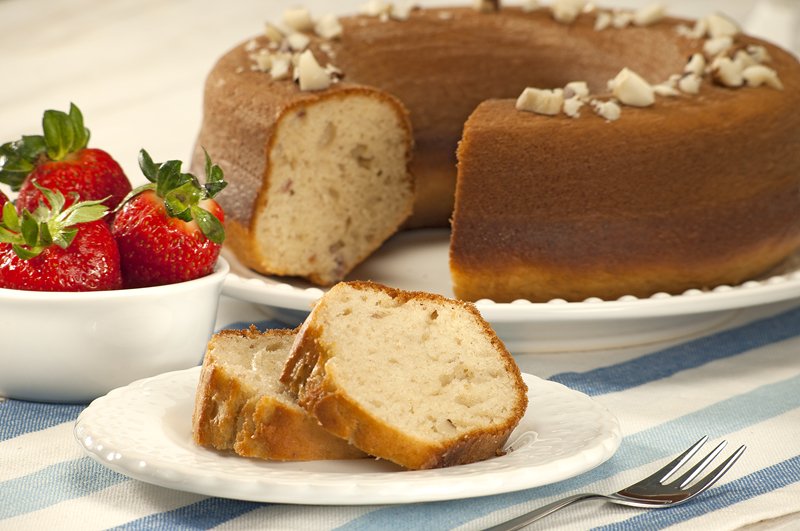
<box><xmin>192</xmin><ymin>326</ymin><xmax>365</xmax><ymax>461</ymax></box>
<box><xmin>281</xmin><ymin>281</ymin><xmax>528</xmax><ymax>470</ymax></box>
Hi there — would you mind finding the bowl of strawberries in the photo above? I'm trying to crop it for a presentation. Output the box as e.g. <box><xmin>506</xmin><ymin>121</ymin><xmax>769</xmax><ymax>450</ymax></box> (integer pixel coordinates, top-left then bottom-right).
<box><xmin>0</xmin><ymin>104</ymin><xmax>230</xmax><ymax>403</ymax></box>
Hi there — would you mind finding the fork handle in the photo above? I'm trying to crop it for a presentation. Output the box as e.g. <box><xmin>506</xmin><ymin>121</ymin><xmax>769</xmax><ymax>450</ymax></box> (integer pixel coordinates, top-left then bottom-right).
<box><xmin>483</xmin><ymin>493</ymin><xmax>604</xmax><ymax>531</ymax></box>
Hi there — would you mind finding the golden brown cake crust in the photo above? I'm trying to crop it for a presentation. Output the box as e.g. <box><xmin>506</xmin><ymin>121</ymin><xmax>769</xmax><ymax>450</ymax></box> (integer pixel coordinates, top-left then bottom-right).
<box><xmin>192</xmin><ymin>327</ymin><xmax>365</xmax><ymax>461</ymax></box>
<box><xmin>281</xmin><ymin>281</ymin><xmax>528</xmax><ymax>470</ymax></box>
<box><xmin>451</xmin><ymin>26</ymin><xmax>800</xmax><ymax>301</ymax></box>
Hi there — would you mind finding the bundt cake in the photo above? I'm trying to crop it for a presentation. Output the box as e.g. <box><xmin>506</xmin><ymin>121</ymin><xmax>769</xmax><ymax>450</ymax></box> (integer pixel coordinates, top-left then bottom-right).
<box><xmin>192</xmin><ymin>326</ymin><xmax>365</xmax><ymax>461</ymax></box>
<box><xmin>280</xmin><ymin>280</ymin><xmax>528</xmax><ymax>470</ymax></box>
<box><xmin>192</xmin><ymin>2</ymin><xmax>800</xmax><ymax>301</ymax></box>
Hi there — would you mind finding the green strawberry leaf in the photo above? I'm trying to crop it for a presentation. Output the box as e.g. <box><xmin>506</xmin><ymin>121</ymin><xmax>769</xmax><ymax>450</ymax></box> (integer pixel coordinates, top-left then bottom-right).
<box><xmin>1</xmin><ymin>202</ymin><xmax>20</xmax><ymax>232</ymax></box>
<box><xmin>69</xmin><ymin>103</ymin><xmax>90</xmax><ymax>150</ymax></box>
<box><xmin>0</xmin><ymin>136</ymin><xmax>47</xmax><ymax>189</ymax></box>
<box><xmin>57</xmin><ymin>227</ymin><xmax>78</xmax><ymax>249</ymax></box>
<box><xmin>20</xmin><ymin>212</ymin><xmax>39</xmax><ymax>247</ymax></box>
<box><xmin>155</xmin><ymin>160</ymin><xmax>187</xmax><ymax>197</ymax></box>
<box><xmin>41</xmin><ymin>104</ymin><xmax>91</xmax><ymax>161</ymax></box>
<box><xmin>38</xmin><ymin>221</ymin><xmax>53</xmax><ymax>247</ymax></box>
<box><xmin>164</xmin><ymin>180</ymin><xmax>203</xmax><ymax>221</ymax></box>
<box><xmin>202</xmin><ymin>148</ymin><xmax>227</xmax><ymax>198</ymax></box>
<box><xmin>43</xmin><ymin>109</ymin><xmax>75</xmax><ymax>161</ymax></box>
<box><xmin>0</xmin><ymin>184</ymin><xmax>108</xmax><ymax>259</ymax></box>
<box><xmin>191</xmin><ymin>205</ymin><xmax>225</xmax><ymax>244</ymax></box>
<box><xmin>138</xmin><ymin>149</ymin><xmax>160</xmax><ymax>183</ymax></box>
<box><xmin>11</xmin><ymin>243</ymin><xmax>39</xmax><ymax>260</ymax></box>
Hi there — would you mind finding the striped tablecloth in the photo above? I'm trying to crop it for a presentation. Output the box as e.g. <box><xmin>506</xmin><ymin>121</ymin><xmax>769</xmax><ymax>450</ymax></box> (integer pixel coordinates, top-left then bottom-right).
<box><xmin>2</xmin><ymin>296</ymin><xmax>799</xmax><ymax>530</ymax></box>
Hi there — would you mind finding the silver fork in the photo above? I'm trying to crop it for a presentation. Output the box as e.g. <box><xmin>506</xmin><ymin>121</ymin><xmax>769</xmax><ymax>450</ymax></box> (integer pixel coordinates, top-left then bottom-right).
<box><xmin>486</xmin><ymin>436</ymin><xmax>746</xmax><ymax>531</ymax></box>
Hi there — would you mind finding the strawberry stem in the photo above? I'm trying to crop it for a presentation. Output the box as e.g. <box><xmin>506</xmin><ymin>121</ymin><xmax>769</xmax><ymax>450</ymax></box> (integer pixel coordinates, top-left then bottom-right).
<box><xmin>0</xmin><ymin>183</ymin><xmax>109</xmax><ymax>259</ymax></box>
<box><xmin>0</xmin><ymin>103</ymin><xmax>91</xmax><ymax>189</ymax></box>
<box><xmin>118</xmin><ymin>148</ymin><xmax>227</xmax><ymax>244</ymax></box>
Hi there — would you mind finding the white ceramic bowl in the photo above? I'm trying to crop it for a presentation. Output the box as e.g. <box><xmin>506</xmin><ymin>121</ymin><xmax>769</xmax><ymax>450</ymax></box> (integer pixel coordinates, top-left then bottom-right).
<box><xmin>0</xmin><ymin>258</ymin><xmax>229</xmax><ymax>403</ymax></box>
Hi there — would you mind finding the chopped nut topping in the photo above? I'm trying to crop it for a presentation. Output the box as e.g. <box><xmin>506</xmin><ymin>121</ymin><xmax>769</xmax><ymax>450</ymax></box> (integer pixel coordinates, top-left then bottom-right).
<box><xmin>473</xmin><ymin>0</ymin><xmax>499</xmax><ymax>13</ymax></box>
<box><xmin>315</xmin><ymin>14</ymin><xmax>343</xmax><ymax>39</ymax></box>
<box><xmin>283</xmin><ymin>7</ymin><xmax>315</xmax><ymax>32</ymax></box>
<box><xmin>612</xmin><ymin>10</ymin><xmax>633</xmax><ymax>29</ymax></box>
<box><xmin>610</xmin><ymin>67</ymin><xmax>655</xmax><ymax>107</ymax></box>
<box><xmin>592</xmin><ymin>99</ymin><xmax>621</xmax><ymax>121</ymax></box>
<box><xmin>564</xmin><ymin>81</ymin><xmax>589</xmax><ymax>99</ymax></box>
<box><xmin>743</xmin><ymin>65</ymin><xmax>783</xmax><ymax>90</ymax></box>
<box><xmin>286</xmin><ymin>32</ymin><xmax>311</xmax><ymax>52</ymax></box>
<box><xmin>684</xmin><ymin>53</ymin><xmax>706</xmax><ymax>76</ymax></box>
<box><xmin>633</xmin><ymin>3</ymin><xmax>666</xmax><ymax>26</ymax></box>
<box><xmin>678</xmin><ymin>73</ymin><xmax>702</xmax><ymax>94</ymax></box>
<box><xmin>747</xmin><ymin>45</ymin><xmax>771</xmax><ymax>64</ymax></box>
<box><xmin>653</xmin><ymin>83</ymin><xmax>680</xmax><ymax>97</ymax></box>
<box><xmin>297</xmin><ymin>50</ymin><xmax>332</xmax><ymax>91</ymax></box>
<box><xmin>360</xmin><ymin>0</ymin><xmax>392</xmax><ymax>17</ymax></box>
<box><xmin>703</xmin><ymin>36</ymin><xmax>733</xmax><ymax>57</ymax></box>
<box><xmin>594</xmin><ymin>11</ymin><xmax>612</xmax><ymax>31</ymax></box>
<box><xmin>563</xmin><ymin>96</ymin><xmax>584</xmax><ymax>117</ymax></box>
<box><xmin>516</xmin><ymin>87</ymin><xmax>565</xmax><ymax>115</ymax></box>
<box><xmin>705</xmin><ymin>12</ymin><xmax>740</xmax><ymax>39</ymax></box>
<box><xmin>252</xmin><ymin>49</ymin><xmax>273</xmax><ymax>72</ymax></box>
<box><xmin>270</xmin><ymin>55</ymin><xmax>292</xmax><ymax>81</ymax></box>
<box><xmin>711</xmin><ymin>56</ymin><xmax>744</xmax><ymax>87</ymax></box>
<box><xmin>392</xmin><ymin>2</ymin><xmax>418</xmax><ymax>20</ymax></box>
<box><xmin>264</xmin><ymin>22</ymin><xmax>285</xmax><ymax>43</ymax></box>
<box><xmin>551</xmin><ymin>0</ymin><xmax>586</xmax><ymax>24</ymax></box>
<box><xmin>521</xmin><ymin>0</ymin><xmax>540</xmax><ymax>13</ymax></box>
<box><xmin>733</xmin><ymin>49</ymin><xmax>758</xmax><ymax>70</ymax></box>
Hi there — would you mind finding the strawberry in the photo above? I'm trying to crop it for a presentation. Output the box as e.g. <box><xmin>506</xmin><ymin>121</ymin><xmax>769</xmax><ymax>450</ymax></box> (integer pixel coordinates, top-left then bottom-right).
<box><xmin>0</xmin><ymin>189</ymin><xmax>8</xmax><ymax>209</ymax></box>
<box><xmin>112</xmin><ymin>149</ymin><xmax>226</xmax><ymax>288</ymax></box>
<box><xmin>0</xmin><ymin>184</ymin><xmax>122</xmax><ymax>292</ymax></box>
<box><xmin>0</xmin><ymin>103</ymin><xmax>131</xmax><ymax>219</ymax></box>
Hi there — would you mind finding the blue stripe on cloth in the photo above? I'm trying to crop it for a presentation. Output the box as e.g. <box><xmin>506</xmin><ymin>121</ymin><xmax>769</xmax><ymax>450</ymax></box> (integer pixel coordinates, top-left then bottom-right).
<box><xmin>0</xmin><ymin>457</ymin><xmax>126</xmax><ymax>519</ymax></box>
<box><xmin>109</xmin><ymin>498</ymin><xmax>262</xmax><ymax>531</ymax></box>
<box><xmin>594</xmin><ymin>454</ymin><xmax>800</xmax><ymax>531</ymax></box>
<box><xmin>334</xmin><ymin>375</ymin><xmax>800</xmax><ymax>531</ymax></box>
<box><xmin>551</xmin><ymin>305</ymin><xmax>800</xmax><ymax>396</ymax></box>
<box><xmin>0</xmin><ymin>401</ymin><xmax>84</xmax><ymax>441</ymax></box>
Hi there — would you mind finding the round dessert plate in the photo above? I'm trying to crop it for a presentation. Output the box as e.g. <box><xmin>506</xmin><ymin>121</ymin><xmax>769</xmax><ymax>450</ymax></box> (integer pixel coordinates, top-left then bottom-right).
<box><xmin>74</xmin><ymin>367</ymin><xmax>621</xmax><ymax>505</ymax></box>
<box><xmin>221</xmin><ymin>230</ymin><xmax>800</xmax><ymax>351</ymax></box>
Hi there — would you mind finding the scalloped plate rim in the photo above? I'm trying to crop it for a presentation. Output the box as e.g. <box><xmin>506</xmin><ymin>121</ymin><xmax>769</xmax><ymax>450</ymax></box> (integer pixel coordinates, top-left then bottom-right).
<box><xmin>220</xmin><ymin>234</ymin><xmax>800</xmax><ymax>323</ymax></box>
<box><xmin>74</xmin><ymin>367</ymin><xmax>621</xmax><ymax>505</ymax></box>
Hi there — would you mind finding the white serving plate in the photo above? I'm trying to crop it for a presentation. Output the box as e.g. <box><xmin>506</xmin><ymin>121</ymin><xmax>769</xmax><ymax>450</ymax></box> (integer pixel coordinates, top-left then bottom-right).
<box><xmin>74</xmin><ymin>367</ymin><xmax>621</xmax><ymax>505</ymax></box>
<box><xmin>222</xmin><ymin>230</ymin><xmax>800</xmax><ymax>352</ymax></box>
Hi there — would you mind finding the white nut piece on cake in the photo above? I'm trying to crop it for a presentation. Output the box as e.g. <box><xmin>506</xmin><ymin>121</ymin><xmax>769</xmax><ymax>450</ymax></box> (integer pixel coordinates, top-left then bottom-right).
<box><xmin>315</xmin><ymin>14</ymin><xmax>343</xmax><ymax>40</ymax></box>
<box><xmin>610</xmin><ymin>67</ymin><xmax>655</xmax><ymax>107</ymax></box>
<box><xmin>684</xmin><ymin>53</ymin><xmax>706</xmax><ymax>76</ymax></box>
<box><xmin>516</xmin><ymin>87</ymin><xmax>565</xmax><ymax>115</ymax></box>
<box><xmin>592</xmin><ymin>99</ymin><xmax>622</xmax><ymax>121</ymax></box>
<box><xmin>633</xmin><ymin>3</ymin><xmax>666</xmax><ymax>26</ymax></box>
<box><xmin>551</xmin><ymin>0</ymin><xmax>586</xmax><ymax>24</ymax></box>
<box><xmin>678</xmin><ymin>73</ymin><xmax>703</xmax><ymax>94</ymax></box>
<box><xmin>711</xmin><ymin>56</ymin><xmax>745</xmax><ymax>87</ymax></box>
<box><xmin>297</xmin><ymin>50</ymin><xmax>332</xmax><ymax>91</ymax></box>
<box><xmin>743</xmin><ymin>65</ymin><xmax>784</xmax><ymax>90</ymax></box>
<box><xmin>704</xmin><ymin>12</ymin><xmax>740</xmax><ymax>39</ymax></box>
<box><xmin>283</xmin><ymin>7</ymin><xmax>315</xmax><ymax>32</ymax></box>
<box><xmin>564</xmin><ymin>80</ymin><xmax>590</xmax><ymax>99</ymax></box>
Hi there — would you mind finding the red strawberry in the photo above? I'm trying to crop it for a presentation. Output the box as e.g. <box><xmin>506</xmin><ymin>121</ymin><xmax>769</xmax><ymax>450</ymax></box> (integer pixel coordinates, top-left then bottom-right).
<box><xmin>0</xmin><ymin>185</ymin><xmax>122</xmax><ymax>292</ymax></box>
<box><xmin>112</xmin><ymin>148</ymin><xmax>226</xmax><ymax>288</ymax></box>
<box><xmin>0</xmin><ymin>103</ymin><xmax>131</xmax><ymax>219</ymax></box>
<box><xmin>0</xmin><ymin>189</ymin><xmax>8</xmax><ymax>209</ymax></box>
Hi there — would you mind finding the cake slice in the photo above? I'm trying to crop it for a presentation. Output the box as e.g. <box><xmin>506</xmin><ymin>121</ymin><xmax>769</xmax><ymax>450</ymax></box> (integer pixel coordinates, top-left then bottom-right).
<box><xmin>281</xmin><ymin>281</ymin><xmax>528</xmax><ymax>470</ymax></box>
<box><xmin>192</xmin><ymin>326</ymin><xmax>365</xmax><ymax>461</ymax></box>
